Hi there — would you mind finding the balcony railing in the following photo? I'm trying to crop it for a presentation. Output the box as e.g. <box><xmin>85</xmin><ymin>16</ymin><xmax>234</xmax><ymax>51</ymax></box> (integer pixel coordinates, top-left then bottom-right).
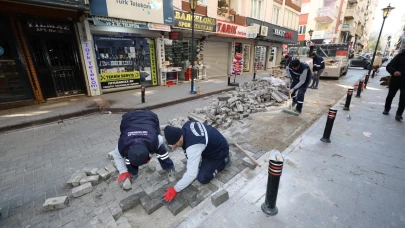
<box><xmin>341</xmin><ymin>24</ymin><xmax>356</xmax><ymax>36</ymax></box>
<box><xmin>344</xmin><ymin>8</ymin><xmax>356</xmax><ymax>19</ymax></box>
<box><xmin>315</xmin><ymin>7</ymin><xmax>335</xmax><ymax>23</ymax></box>
<box><xmin>348</xmin><ymin>0</ymin><xmax>358</xmax><ymax>4</ymax></box>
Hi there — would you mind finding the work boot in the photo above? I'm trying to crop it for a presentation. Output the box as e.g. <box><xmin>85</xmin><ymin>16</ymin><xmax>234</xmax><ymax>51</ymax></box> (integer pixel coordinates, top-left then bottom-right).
<box><xmin>383</xmin><ymin>110</ymin><xmax>389</xmax><ymax>115</ymax></box>
<box><xmin>167</xmin><ymin>168</ymin><xmax>177</xmax><ymax>183</ymax></box>
<box><xmin>313</xmin><ymin>87</ymin><xmax>318</xmax><ymax>89</ymax></box>
<box><xmin>224</xmin><ymin>152</ymin><xmax>232</xmax><ymax>170</ymax></box>
<box><xmin>294</xmin><ymin>108</ymin><xmax>302</xmax><ymax>115</ymax></box>
<box><xmin>395</xmin><ymin>115</ymin><xmax>403</xmax><ymax>121</ymax></box>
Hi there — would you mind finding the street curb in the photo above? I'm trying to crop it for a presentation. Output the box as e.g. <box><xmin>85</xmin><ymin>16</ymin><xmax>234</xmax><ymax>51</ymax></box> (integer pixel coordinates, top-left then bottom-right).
<box><xmin>106</xmin><ymin>87</ymin><xmax>235</xmax><ymax>113</ymax></box>
<box><xmin>0</xmin><ymin>87</ymin><xmax>236</xmax><ymax>134</ymax></box>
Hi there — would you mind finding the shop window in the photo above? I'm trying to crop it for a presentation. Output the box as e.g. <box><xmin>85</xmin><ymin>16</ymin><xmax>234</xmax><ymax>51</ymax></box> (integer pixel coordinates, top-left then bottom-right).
<box><xmin>94</xmin><ymin>36</ymin><xmax>156</xmax><ymax>89</ymax></box>
<box><xmin>0</xmin><ymin>39</ymin><xmax>25</xmax><ymax>99</ymax></box>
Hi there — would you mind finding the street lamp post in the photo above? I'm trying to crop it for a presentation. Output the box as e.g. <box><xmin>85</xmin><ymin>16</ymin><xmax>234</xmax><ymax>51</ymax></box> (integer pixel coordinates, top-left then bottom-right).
<box><xmin>189</xmin><ymin>0</ymin><xmax>197</xmax><ymax>94</ymax></box>
<box><xmin>308</xmin><ymin>29</ymin><xmax>314</xmax><ymax>57</ymax></box>
<box><xmin>368</xmin><ymin>4</ymin><xmax>395</xmax><ymax>76</ymax></box>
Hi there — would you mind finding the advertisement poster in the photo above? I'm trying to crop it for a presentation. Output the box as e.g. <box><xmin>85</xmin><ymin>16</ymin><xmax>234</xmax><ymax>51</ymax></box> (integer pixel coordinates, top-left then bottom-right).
<box><xmin>173</xmin><ymin>10</ymin><xmax>216</xmax><ymax>32</ymax></box>
<box><xmin>232</xmin><ymin>52</ymin><xmax>243</xmax><ymax>76</ymax></box>
<box><xmin>99</xmin><ymin>71</ymin><xmax>140</xmax><ymax>89</ymax></box>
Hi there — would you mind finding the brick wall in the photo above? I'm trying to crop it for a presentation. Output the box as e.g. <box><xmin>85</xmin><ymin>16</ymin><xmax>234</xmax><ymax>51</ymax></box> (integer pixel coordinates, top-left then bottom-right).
<box><xmin>182</xmin><ymin>1</ymin><xmax>208</xmax><ymax>16</ymax></box>
<box><xmin>234</xmin><ymin>15</ymin><xmax>246</xmax><ymax>26</ymax></box>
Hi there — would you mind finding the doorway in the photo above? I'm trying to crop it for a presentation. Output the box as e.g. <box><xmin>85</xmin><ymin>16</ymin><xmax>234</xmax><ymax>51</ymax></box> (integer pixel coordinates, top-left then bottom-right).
<box><xmin>23</xmin><ymin>19</ymin><xmax>84</xmax><ymax>99</ymax></box>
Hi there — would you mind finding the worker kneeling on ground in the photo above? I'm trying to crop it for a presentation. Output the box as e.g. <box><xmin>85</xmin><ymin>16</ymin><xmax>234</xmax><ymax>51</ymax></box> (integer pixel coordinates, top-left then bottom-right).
<box><xmin>112</xmin><ymin>109</ymin><xmax>176</xmax><ymax>189</ymax></box>
<box><xmin>162</xmin><ymin>121</ymin><xmax>231</xmax><ymax>202</ymax></box>
<box><xmin>287</xmin><ymin>59</ymin><xmax>312</xmax><ymax>114</ymax></box>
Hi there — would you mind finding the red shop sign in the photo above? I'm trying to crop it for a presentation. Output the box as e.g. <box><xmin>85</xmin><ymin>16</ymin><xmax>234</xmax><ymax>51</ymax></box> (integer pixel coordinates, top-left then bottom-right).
<box><xmin>216</xmin><ymin>20</ymin><xmax>247</xmax><ymax>38</ymax></box>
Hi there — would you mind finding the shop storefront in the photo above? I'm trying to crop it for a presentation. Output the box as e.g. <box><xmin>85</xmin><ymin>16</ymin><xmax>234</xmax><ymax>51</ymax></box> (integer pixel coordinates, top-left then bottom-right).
<box><xmin>246</xmin><ymin>18</ymin><xmax>298</xmax><ymax>72</ymax></box>
<box><xmin>207</xmin><ymin>20</ymin><xmax>249</xmax><ymax>78</ymax></box>
<box><xmin>86</xmin><ymin>0</ymin><xmax>173</xmax><ymax>93</ymax></box>
<box><xmin>0</xmin><ymin>15</ymin><xmax>32</xmax><ymax>104</ymax></box>
<box><xmin>169</xmin><ymin>10</ymin><xmax>217</xmax><ymax>81</ymax></box>
<box><xmin>0</xmin><ymin>0</ymin><xmax>86</xmax><ymax>108</ymax></box>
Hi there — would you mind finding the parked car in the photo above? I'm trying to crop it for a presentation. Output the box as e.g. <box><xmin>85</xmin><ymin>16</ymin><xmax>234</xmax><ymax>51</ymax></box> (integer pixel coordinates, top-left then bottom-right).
<box><xmin>349</xmin><ymin>55</ymin><xmax>371</xmax><ymax>69</ymax></box>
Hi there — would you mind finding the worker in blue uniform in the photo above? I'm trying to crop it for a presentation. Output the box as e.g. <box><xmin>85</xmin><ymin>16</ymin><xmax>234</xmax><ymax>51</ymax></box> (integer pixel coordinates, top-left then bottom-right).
<box><xmin>162</xmin><ymin>121</ymin><xmax>230</xmax><ymax>202</ymax></box>
<box><xmin>287</xmin><ymin>59</ymin><xmax>312</xmax><ymax>114</ymax></box>
<box><xmin>112</xmin><ymin>109</ymin><xmax>175</xmax><ymax>189</ymax></box>
<box><xmin>310</xmin><ymin>52</ymin><xmax>325</xmax><ymax>89</ymax></box>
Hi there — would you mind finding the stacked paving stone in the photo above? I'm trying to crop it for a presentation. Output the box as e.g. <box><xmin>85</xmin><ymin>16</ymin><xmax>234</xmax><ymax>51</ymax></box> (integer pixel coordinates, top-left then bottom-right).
<box><xmin>167</xmin><ymin>80</ymin><xmax>289</xmax><ymax>129</ymax></box>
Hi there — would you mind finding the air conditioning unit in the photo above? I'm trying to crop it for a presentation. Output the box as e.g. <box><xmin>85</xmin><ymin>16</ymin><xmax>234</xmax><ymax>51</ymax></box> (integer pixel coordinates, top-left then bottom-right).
<box><xmin>260</xmin><ymin>26</ymin><xmax>268</xmax><ymax>36</ymax></box>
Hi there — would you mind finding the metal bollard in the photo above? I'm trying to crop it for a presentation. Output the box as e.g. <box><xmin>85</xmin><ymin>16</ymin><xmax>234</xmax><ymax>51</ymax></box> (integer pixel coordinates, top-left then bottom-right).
<box><xmin>343</xmin><ymin>88</ymin><xmax>354</xmax><ymax>111</ymax></box>
<box><xmin>253</xmin><ymin>69</ymin><xmax>257</xmax><ymax>81</ymax></box>
<box><xmin>320</xmin><ymin>108</ymin><xmax>338</xmax><ymax>143</ymax></box>
<box><xmin>261</xmin><ymin>150</ymin><xmax>284</xmax><ymax>216</ymax></box>
<box><xmin>141</xmin><ymin>87</ymin><xmax>145</xmax><ymax>103</ymax></box>
<box><xmin>355</xmin><ymin>80</ymin><xmax>363</xmax><ymax>98</ymax></box>
<box><xmin>364</xmin><ymin>74</ymin><xmax>370</xmax><ymax>88</ymax></box>
<box><xmin>228</xmin><ymin>74</ymin><xmax>231</xmax><ymax>86</ymax></box>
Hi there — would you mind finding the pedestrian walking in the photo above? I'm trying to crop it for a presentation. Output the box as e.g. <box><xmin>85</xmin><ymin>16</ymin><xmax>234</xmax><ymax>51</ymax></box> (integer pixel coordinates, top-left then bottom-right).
<box><xmin>373</xmin><ymin>51</ymin><xmax>383</xmax><ymax>73</ymax></box>
<box><xmin>287</xmin><ymin>59</ymin><xmax>312</xmax><ymax>114</ymax></box>
<box><xmin>309</xmin><ymin>52</ymin><xmax>325</xmax><ymax>89</ymax></box>
<box><xmin>162</xmin><ymin>122</ymin><xmax>231</xmax><ymax>202</ymax></box>
<box><xmin>383</xmin><ymin>49</ymin><xmax>405</xmax><ymax>121</ymax></box>
<box><xmin>112</xmin><ymin>109</ymin><xmax>176</xmax><ymax>189</ymax></box>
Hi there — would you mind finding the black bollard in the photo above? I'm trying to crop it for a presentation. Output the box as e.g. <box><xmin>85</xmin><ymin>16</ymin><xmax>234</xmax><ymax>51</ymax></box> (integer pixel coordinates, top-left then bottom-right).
<box><xmin>320</xmin><ymin>108</ymin><xmax>338</xmax><ymax>143</ymax></box>
<box><xmin>261</xmin><ymin>150</ymin><xmax>284</xmax><ymax>216</ymax></box>
<box><xmin>253</xmin><ymin>69</ymin><xmax>257</xmax><ymax>81</ymax></box>
<box><xmin>343</xmin><ymin>88</ymin><xmax>354</xmax><ymax>111</ymax></box>
<box><xmin>141</xmin><ymin>87</ymin><xmax>145</xmax><ymax>103</ymax></box>
<box><xmin>371</xmin><ymin>69</ymin><xmax>376</xmax><ymax>78</ymax></box>
<box><xmin>355</xmin><ymin>80</ymin><xmax>363</xmax><ymax>98</ymax></box>
<box><xmin>227</xmin><ymin>74</ymin><xmax>231</xmax><ymax>86</ymax></box>
<box><xmin>364</xmin><ymin>74</ymin><xmax>370</xmax><ymax>88</ymax></box>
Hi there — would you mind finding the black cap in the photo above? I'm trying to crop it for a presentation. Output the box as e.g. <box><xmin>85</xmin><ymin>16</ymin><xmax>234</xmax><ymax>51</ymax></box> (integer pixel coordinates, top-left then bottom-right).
<box><xmin>127</xmin><ymin>143</ymin><xmax>149</xmax><ymax>166</ymax></box>
<box><xmin>164</xmin><ymin>126</ymin><xmax>183</xmax><ymax>145</ymax></box>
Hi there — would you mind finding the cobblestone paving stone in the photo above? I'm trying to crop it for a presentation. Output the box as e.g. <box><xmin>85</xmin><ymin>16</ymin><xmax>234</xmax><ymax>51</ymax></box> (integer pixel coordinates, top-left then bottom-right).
<box><xmin>0</xmin><ymin>98</ymin><xmax>262</xmax><ymax>227</ymax></box>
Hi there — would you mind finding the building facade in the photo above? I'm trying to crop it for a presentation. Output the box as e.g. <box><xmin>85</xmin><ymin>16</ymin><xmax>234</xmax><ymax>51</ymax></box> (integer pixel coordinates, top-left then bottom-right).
<box><xmin>0</xmin><ymin>0</ymin><xmax>87</xmax><ymax>109</ymax></box>
<box><xmin>297</xmin><ymin>0</ymin><xmax>378</xmax><ymax>53</ymax></box>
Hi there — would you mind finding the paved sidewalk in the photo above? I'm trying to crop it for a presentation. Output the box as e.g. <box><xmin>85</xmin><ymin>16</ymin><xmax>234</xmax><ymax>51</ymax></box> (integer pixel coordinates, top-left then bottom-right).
<box><xmin>174</xmin><ymin>68</ymin><xmax>405</xmax><ymax>227</ymax></box>
<box><xmin>0</xmin><ymin>73</ymin><xmax>263</xmax><ymax>132</ymax></box>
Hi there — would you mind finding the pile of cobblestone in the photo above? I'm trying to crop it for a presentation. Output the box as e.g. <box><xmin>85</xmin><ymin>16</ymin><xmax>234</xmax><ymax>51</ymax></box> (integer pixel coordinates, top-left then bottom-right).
<box><xmin>167</xmin><ymin>79</ymin><xmax>289</xmax><ymax>129</ymax></box>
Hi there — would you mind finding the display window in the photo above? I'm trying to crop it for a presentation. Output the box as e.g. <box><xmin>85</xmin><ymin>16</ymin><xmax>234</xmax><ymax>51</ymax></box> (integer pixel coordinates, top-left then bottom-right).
<box><xmin>0</xmin><ymin>16</ymin><xmax>32</xmax><ymax>103</ymax></box>
<box><xmin>243</xmin><ymin>44</ymin><xmax>251</xmax><ymax>72</ymax></box>
<box><xmin>94</xmin><ymin>36</ymin><xmax>158</xmax><ymax>89</ymax></box>
<box><xmin>255</xmin><ymin>46</ymin><xmax>267</xmax><ymax>70</ymax></box>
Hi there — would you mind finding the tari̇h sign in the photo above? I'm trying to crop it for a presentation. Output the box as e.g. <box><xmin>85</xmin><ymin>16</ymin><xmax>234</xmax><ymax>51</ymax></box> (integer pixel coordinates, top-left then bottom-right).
<box><xmin>216</xmin><ymin>20</ymin><xmax>247</xmax><ymax>38</ymax></box>
<box><xmin>90</xmin><ymin>0</ymin><xmax>174</xmax><ymax>25</ymax></box>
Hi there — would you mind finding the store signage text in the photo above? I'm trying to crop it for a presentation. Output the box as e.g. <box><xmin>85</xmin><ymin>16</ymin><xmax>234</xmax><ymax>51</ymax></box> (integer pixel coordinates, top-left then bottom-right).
<box><xmin>273</xmin><ymin>29</ymin><xmax>293</xmax><ymax>39</ymax></box>
<box><xmin>99</xmin><ymin>71</ymin><xmax>141</xmax><ymax>89</ymax></box>
<box><xmin>89</xmin><ymin>0</ymin><xmax>173</xmax><ymax>25</ymax></box>
<box><xmin>173</xmin><ymin>10</ymin><xmax>216</xmax><ymax>32</ymax></box>
<box><xmin>149</xmin><ymin>40</ymin><xmax>158</xmax><ymax>86</ymax></box>
<box><xmin>27</xmin><ymin>20</ymin><xmax>70</xmax><ymax>34</ymax></box>
<box><xmin>84</xmin><ymin>42</ymin><xmax>99</xmax><ymax>95</ymax></box>
<box><xmin>216</xmin><ymin>21</ymin><xmax>247</xmax><ymax>38</ymax></box>
<box><xmin>92</xmin><ymin>16</ymin><xmax>171</xmax><ymax>31</ymax></box>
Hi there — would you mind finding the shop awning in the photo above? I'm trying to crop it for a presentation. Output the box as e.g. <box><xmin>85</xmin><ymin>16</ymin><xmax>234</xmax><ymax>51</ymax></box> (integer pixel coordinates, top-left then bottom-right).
<box><xmin>11</xmin><ymin>0</ymin><xmax>87</xmax><ymax>11</ymax></box>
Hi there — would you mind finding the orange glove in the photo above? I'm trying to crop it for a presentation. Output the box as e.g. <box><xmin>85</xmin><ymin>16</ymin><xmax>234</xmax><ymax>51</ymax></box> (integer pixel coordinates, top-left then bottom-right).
<box><xmin>163</xmin><ymin>187</ymin><xmax>177</xmax><ymax>202</ymax></box>
<box><xmin>118</xmin><ymin>172</ymin><xmax>131</xmax><ymax>184</ymax></box>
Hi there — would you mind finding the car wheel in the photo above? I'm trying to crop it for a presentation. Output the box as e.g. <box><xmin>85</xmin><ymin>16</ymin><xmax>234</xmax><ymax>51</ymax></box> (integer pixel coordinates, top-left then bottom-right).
<box><xmin>364</xmin><ymin>63</ymin><xmax>370</xmax><ymax>69</ymax></box>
